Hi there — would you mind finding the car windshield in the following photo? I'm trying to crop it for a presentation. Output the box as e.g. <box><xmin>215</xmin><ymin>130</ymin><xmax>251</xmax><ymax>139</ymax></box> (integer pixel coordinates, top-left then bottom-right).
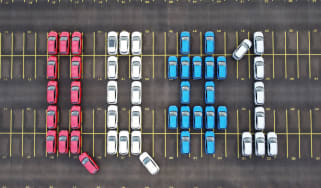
<box><xmin>133</xmin><ymin>111</ymin><xmax>140</xmax><ymax>116</ymax></box>
<box><xmin>72</xmin><ymin>86</ymin><xmax>79</xmax><ymax>91</ymax></box>
<box><xmin>48</xmin><ymin>36</ymin><xmax>56</xmax><ymax>41</ymax></box>
<box><xmin>206</xmin><ymin>86</ymin><xmax>214</xmax><ymax>91</ymax></box>
<box><xmin>169</xmin><ymin>61</ymin><xmax>177</xmax><ymax>65</ymax></box>
<box><xmin>143</xmin><ymin>157</ymin><xmax>151</xmax><ymax>165</ymax></box>
<box><xmin>182</xmin><ymin>61</ymin><xmax>189</xmax><ymax>65</ymax></box>
<box><xmin>133</xmin><ymin>36</ymin><xmax>140</xmax><ymax>41</ymax></box>
<box><xmin>47</xmin><ymin>111</ymin><xmax>55</xmax><ymax>116</ymax></box>
<box><xmin>206</xmin><ymin>111</ymin><xmax>214</xmax><ymax>116</ymax></box>
<box><xmin>170</xmin><ymin>111</ymin><xmax>177</xmax><ymax>116</ymax></box>
<box><xmin>133</xmin><ymin>136</ymin><xmax>140</xmax><ymax>142</ymax></box>
<box><xmin>60</xmin><ymin>36</ymin><xmax>68</xmax><ymax>41</ymax></box>
<box><xmin>133</xmin><ymin>61</ymin><xmax>140</xmax><ymax>66</ymax></box>
<box><xmin>108</xmin><ymin>86</ymin><xmax>116</xmax><ymax>91</ymax></box>
<box><xmin>182</xmin><ymin>111</ymin><xmax>189</xmax><ymax>116</ymax></box>
<box><xmin>120</xmin><ymin>136</ymin><xmax>127</xmax><ymax>142</ymax></box>
<box><xmin>59</xmin><ymin>136</ymin><xmax>67</xmax><ymax>141</ymax></box>
<box><xmin>257</xmin><ymin>137</ymin><xmax>265</xmax><ymax>143</ymax></box>
<box><xmin>219</xmin><ymin>111</ymin><xmax>227</xmax><ymax>116</ymax></box>
<box><xmin>269</xmin><ymin>137</ymin><xmax>277</xmax><ymax>143</ymax></box>
<box><xmin>194</xmin><ymin>61</ymin><xmax>201</xmax><ymax>66</ymax></box>
<box><xmin>72</xmin><ymin>37</ymin><xmax>80</xmax><ymax>41</ymax></box>
<box><xmin>206</xmin><ymin>36</ymin><xmax>214</xmax><ymax>40</ymax></box>
<box><xmin>48</xmin><ymin>61</ymin><xmax>55</xmax><ymax>65</ymax></box>
<box><xmin>206</xmin><ymin>136</ymin><xmax>214</xmax><ymax>142</ymax></box>
<box><xmin>182</xmin><ymin>136</ymin><xmax>190</xmax><ymax>142</ymax></box>
<box><xmin>218</xmin><ymin>61</ymin><xmax>226</xmax><ymax>66</ymax></box>
<box><xmin>257</xmin><ymin>86</ymin><xmax>264</xmax><ymax>92</ymax></box>
<box><xmin>256</xmin><ymin>36</ymin><xmax>264</xmax><ymax>42</ymax></box>
<box><xmin>109</xmin><ymin>37</ymin><xmax>116</xmax><ymax>47</ymax></box>
<box><xmin>48</xmin><ymin>86</ymin><xmax>55</xmax><ymax>90</ymax></box>
<box><xmin>72</xmin><ymin>61</ymin><xmax>79</xmax><ymax>66</ymax></box>
<box><xmin>109</xmin><ymin>61</ymin><xmax>116</xmax><ymax>66</ymax></box>
<box><xmin>71</xmin><ymin>136</ymin><xmax>79</xmax><ymax>141</ymax></box>
<box><xmin>81</xmin><ymin>157</ymin><xmax>89</xmax><ymax>165</ymax></box>
<box><xmin>47</xmin><ymin>135</ymin><xmax>55</xmax><ymax>141</ymax></box>
<box><xmin>195</xmin><ymin>112</ymin><xmax>202</xmax><ymax>116</ymax></box>
<box><xmin>120</xmin><ymin>36</ymin><xmax>128</xmax><ymax>40</ymax></box>
<box><xmin>182</xmin><ymin>36</ymin><xmax>189</xmax><ymax>40</ymax></box>
<box><xmin>71</xmin><ymin>111</ymin><xmax>79</xmax><ymax>116</ymax></box>
<box><xmin>108</xmin><ymin>111</ymin><xmax>116</xmax><ymax>116</ymax></box>
<box><xmin>244</xmin><ymin>137</ymin><xmax>252</xmax><ymax>143</ymax></box>
<box><xmin>133</xmin><ymin>86</ymin><xmax>140</xmax><ymax>91</ymax></box>
<box><xmin>182</xmin><ymin>86</ymin><xmax>189</xmax><ymax>91</ymax></box>
<box><xmin>206</xmin><ymin>61</ymin><xmax>214</xmax><ymax>66</ymax></box>
<box><xmin>108</xmin><ymin>136</ymin><xmax>116</xmax><ymax>142</ymax></box>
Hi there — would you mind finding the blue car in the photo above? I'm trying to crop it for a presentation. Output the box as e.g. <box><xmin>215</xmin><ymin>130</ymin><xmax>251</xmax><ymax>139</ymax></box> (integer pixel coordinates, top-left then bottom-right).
<box><xmin>180</xmin><ymin>56</ymin><xmax>190</xmax><ymax>79</ymax></box>
<box><xmin>205</xmin><ymin>131</ymin><xmax>215</xmax><ymax>154</ymax></box>
<box><xmin>205</xmin><ymin>81</ymin><xmax>215</xmax><ymax>104</ymax></box>
<box><xmin>193</xmin><ymin>106</ymin><xmax>203</xmax><ymax>130</ymax></box>
<box><xmin>180</xmin><ymin>31</ymin><xmax>190</xmax><ymax>55</ymax></box>
<box><xmin>180</xmin><ymin>130</ymin><xmax>190</xmax><ymax>154</ymax></box>
<box><xmin>217</xmin><ymin>106</ymin><xmax>227</xmax><ymax>130</ymax></box>
<box><xmin>205</xmin><ymin>56</ymin><xmax>215</xmax><ymax>80</ymax></box>
<box><xmin>217</xmin><ymin>56</ymin><xmax>227</xmax><ymax>80</ymax></box>
<box><xmin>168</xmin><ymin>105</ymin><xmax>178</xmax><ymax>129</ymax></box>
<box><xmin>180</xmin><ymin>106</ymin><xmax>190</xmax><ymax>129</ymax></box>
<box><xmin>168</xmin><ymin>56</ymin><xmax>178</xmax><ymax>79</ymax></box>
<box><xmin>205</xmin><ymin>31</ymin><xmax>215</xmax><ymax>55</ymax></box>
<box><xmin>205</xmin><ymin>106</ymin><xmax>215</xmax><ymax>129</ymax></box>
<box><xmin>192</xmin><ymin>56</ymin><xmax>202</xmax><ymax>80</ymax></box>
<box><xmin>180</xmin><ymin>81</ymin><xmax>190</xmax><ymax>104</ymax></box>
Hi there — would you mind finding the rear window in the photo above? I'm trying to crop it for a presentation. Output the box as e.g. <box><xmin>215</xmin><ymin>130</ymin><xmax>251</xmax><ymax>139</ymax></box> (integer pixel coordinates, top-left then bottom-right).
<box><xmin>143</xmin><ymin>157</ymin><xmax>150</xmax><ymax>165</ymax></box>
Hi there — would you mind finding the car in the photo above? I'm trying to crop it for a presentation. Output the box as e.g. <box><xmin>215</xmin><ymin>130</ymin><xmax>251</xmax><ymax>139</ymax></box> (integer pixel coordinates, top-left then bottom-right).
<box><xmin>71</xmin><ymin>81</ymin><xmax>81</xmax><ymax>104</ymax></box>
<box><xmin>168</xmin><ymin>56</ymin><xmax>178</xmax><ymax>79</ymax></box>
<box><xmin>168</xmin><ymin>105</ymin><xmax>178</xmax><ymax>129</ymax></box>
<box><xmin>107</xmin><ymin>56</ymin><xmax>118</xmax><ymax>80</ymax></box>
<box><xmin>139</xmin><ymin>152</ymin><xmax>160</xmax><ymax>175</ymax></box>
<box><xmin>205</xmin><ymin>131</ymin><xmax>215</xmax><ymax>154</ymax></box>
<box><xmin>232</xmin><ymin>39</ymin><xmax>252</xmax><ymax>61</ymax></box>
<box><xmin>71</xmin><ymin>32</ymin><xmax>82</xmax><ymax>55</ymax></box>
<box><xmin>180</xmin><ymin>31</ymin><xmax>190</xmax><ymax>55</ymax></box>
<box><xmin>47</xmin><ymin>81</ymin><xmax>58</xmax><ymax>104</ymax></box>
<box><xmin>119</xmin><ymin>130</ymin><xmax>129</xmax><ymax>155</ymax></box>
<box><xmin>253</xmin><ymin>31</ymin><xmax>264</xmax><ymax>55</ymax></box>
<box><xmin>205</xmin><ymin>57</ymin><xmax>214</xmax><ymax>80</ymax></box>
<box><xmin>267</xmin><ymin>132</ymin><xmax>278</xmax><ymax>157</ymax></box>
<box><xmin>180</xmin><ymin>56</ymin><xmax>190</xmax><ymax>79</ymax></box>
<box><xmin>131</xmin><ymin>106</ymin><xmax>141</xmax><ymax>130</ymax></box>
<box><xmin>71</xmin><ymin>56</ymin><xmax>82</xmax><ymax>80</ymax></box>
<box><xmin>107</xmin><ymin>81</ymin><xmax>118</xmax><ymax>104</ymax></box>
<box><xmin>180</xmin><ymin>131</ymin><xmax>190</xmax><ymax>154</ymax></box>
<box><xmin>70</xmin><ymin>130</ymin><xmax>81</xmax><ymax>154</ymax></box>
<box><xmin>46</xmin><ymin>130</ymin><xmax>57</xmax><ymax>154</ymax></box>
<box><xmin>217</xmin><ymin>56</ymin><xmax>227</xmax><ymax>80</ymax></box>
<box><xmin>242</xmin><ymin>132</ymin><xmax>252</xmax><ymax>156</ymax></box>
<box><xmin>107</xmin><ymin>105</ymin><xmax>118</xmax><ymax>129</ymax></box>
<box><xmin>254</xmin><ymin>81</ymin><xmax>264</xmax><ymax>105</ymax></box>
<box><xmin>193</xmin><ymin>106</ymin><xmax>203</xmax><ymax>130</ymax></box>
<box><xmin>131</xmin><ymin>56</ymin><xmax>142</xmax><ymax>80</ymax></box>
<box><xmin>79</xmin><ymin>152</ymin><xmax>99</xmax><ymax>174</ymax></box>
<box><xmin>131</xmin><ymin>131</ymin><xmax>142</xmax><ymax>155</ymax></box>
<box><xmin>48</xmin><ymin>31</ymin><xmax>58</xmax><ymax>55</ymax></box>
<box><xmin>131</xmin><ymin>81</ymin><xmax>142</xmax><ymax>105</ymax></box>
<box><xmin>180</xmin><ymin>106</ymin><xmax>190</xmax><ymax>129</ymax></box>
<box><xmin>255</xmin><ymin>132</ymin><xmax>265</xmax><ymax>156</ymax></box>
<box><xmin>119</xmin><ymin>31</ymin><xmax>130</xmax><ymax>55</ymax></box>
<box><xmin>59</xmin><ymin>32</ymin><xmax>70</xmax><ymax>55</ymax></box>
<box><xmin>47</xmin><ymin>56</ymin><xmax>58</xmax><ymax>80</ymax></box>
<box><xmin>217</xmin><ymin>106</ymin><xmax>227</xmax><ymax>130</ymax></box>
<box><xmin>107</xmin><ymin>31</ymin><xmax>118</xmax><ymax>55</ymax></box>
<box><xmin>70</xmin><ymin>105</ymin><xmax>81</xmax><ymax>129</ymax></box>
<box><xmin>47</xmin><ymin>105</ymin><xmax>58</xmax><ymax>129</ymax></box>
<box><xmin>254</xmin><ymin>56</ymin><xmax>264</xmax><ymax>80</ymax></box>
<box><xmin>180</xmin><ymin>81</ymin><xmax>190</xmax><ymax>104</ymax></box>
<box><xmin>204</xmin><ymin>81</ymin><xmax>215</xmax><ymax>104</ymax></box>
<box><xmin>254</xmin><ymin>107</ymin><xmax>265</xmax><ymax>131</ymax></box>
<box><xmin>131</xmin><ymin>31</ymin><xmax>142</xmax><ymax>55</ymax></box>
<box><xmin>192</xmin><ymin>56</ymin><xmax>202</xmax><ymax>80</ymax></box>
<box><xmin>204</xmin><ymin>31</ymin><xmax>215</xmax><ymax>55</ymax></box>
<box><xmin>107</xmin><ymin>130</ymin><xmax>117</xmax><ymax>155</ymax></box>
<box><xmin>205</xmin><ymin>106</ymin><xmax>215</xmax><ymax>129</ymax></box>
<box><xmin>58</xmin><ymin>130</ymin><xmax>69</xmax><ymax>154</ymax></box>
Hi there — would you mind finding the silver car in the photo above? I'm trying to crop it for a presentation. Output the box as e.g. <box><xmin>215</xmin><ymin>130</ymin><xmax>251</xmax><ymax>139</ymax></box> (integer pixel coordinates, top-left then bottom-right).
<box><xmin>254</xmin><ymin>107</ymin><xmax>265</xmax><ymax>131</ymax></box>
<box><xmin>254</xmin><ymin>81</ymin><xmax>264</xmax><ymax>105</ymax></box>
<box><xmin>253</xmin><ymin>31</ymin><xmax>264</xmax><ymax>55</ymax></box>
<box><xmin>139</xmin><ymin>152</ymin><xmax>160</xmax><ymax>175</ymax></box>
<box><xmin>119</xmin><ymin>31</ymin><xmax>130</xmax><ymax>55</ymax></box>
<box><xmin>255</xmin><ymin>132</ymin><xmax>265</xmax><ymax>156</ymax></box>
<box><xmin>267</xmin><ymin>132</ymin><xmax>278</xmax><ymax>157</ymax></box>
<box><xmin>131</xmin><ymin>81</ymin><xmax>142</xmax><ymax>105</ymax></box>
<box><xmin>131</xmin><ymin>131</ymin><xmax>142</xmax><ymax>155</ymax></box>
<box><xmin>242</xmin><ymin>132</ymin><xmax>252</xmax><ymax>157</ymax></box>
<box><xmin>131</xmin><ymin>56</ymin><xmax>142</xmax><ymax>80</ymax></box>
<box><xmin>107</xmin><ymin>105</ymin><xmax>118</xmax><ymax>129</ymax></box>
<box><xmin>232</xmin><ymin>39</ymin><xmax>252</xmax><ymax>61</ymax></box>
<box><xmin>107</xmin><ymin>81</ymin><xmax>117</xmax><ymax>104</ymax></box>
<box><xmin>131</xmin><ymin>31</ymin><xmax>142</xmax><ymax>55</ymax></box>
<box><xmin>107</xmin><ymin>56</ymin><xmax>118</xmax><ymax>80</ymax></box>
<box><xmin>131</xmin><ymin>106</ymin><xmax>142</xmax><ymax>130</ymax></box>
<box><xmin>254</xmin><ymin>56</ymin><xmax>264</xmax><ymax>80</ymax></box>
<box><xmin>107</xmin><ymin>31</ymin><xmax>118</xmax><ymax>55</ymax></box>
<box><xmin>119</xmin><ymin>130</ymin><xmax>129</xmax><ymax>155</ymax></box>
<box><xmin>107</xmin><ymin>130</ymin><xmax>117</xmax><ymax>155</ymax></box>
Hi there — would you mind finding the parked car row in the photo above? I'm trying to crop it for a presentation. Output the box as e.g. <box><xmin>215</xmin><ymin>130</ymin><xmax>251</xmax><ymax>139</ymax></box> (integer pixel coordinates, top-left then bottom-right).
<box><xmin>48</xmin><ymin>31</ymin><xmax>82</xmax><ymax>55</ymax></box>
<box><xmin>179</xmin><ymin>31</ymin><xmax>215</xmax><ymax>55</ymax></box>
<box><xmin>106</xmin><ymin>130</ymin><xmax>142</xmax><ymax>155</ymax></box>
<box><xmin>180</xmin><ymin>81</ymin><xmax>215</xmax><ymax>105</ymax></box>
<box><xmin>106</xmin><ymin>81</ymin><xmax>142</xmax><ymax>105</ymax></box>
<box><xmin>180</xmin><ymin>130</ymin><xmax>216</xmax><ymax>155</ymax></box>
<box><xmin>242</xmin><ymin>132</ymin><xmax>278</xmax><ymax>157</ymax></box>
<box><xmin>106</xmin><ymin>56</ymin><xmax>142</xmax><ymax>80</ymax></box>
<box><xmin>46</xmin><ymin>130</ymin><xmax>82</xmax><ymax>155</ymax></box>
<box><xmin>107</xmin><ymin>31</ymin><xmax>142</xmax><ymax>55</ymax></box>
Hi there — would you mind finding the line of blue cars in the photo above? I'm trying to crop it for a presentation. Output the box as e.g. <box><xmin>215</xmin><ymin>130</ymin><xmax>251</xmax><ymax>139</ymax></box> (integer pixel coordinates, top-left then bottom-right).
<box><xmin>180</xmin><ymin>81</ymin><xmax>215</xmax><ymax>105</ymax></box>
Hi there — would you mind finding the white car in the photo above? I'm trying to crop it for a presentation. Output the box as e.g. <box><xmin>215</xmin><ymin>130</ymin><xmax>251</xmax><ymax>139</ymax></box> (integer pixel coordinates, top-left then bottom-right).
<box><xmin>107</xmin><ymin>130</ymin><xmax>117</xmax><ymax>155</ymax></box>
<box><xmin>131</xmin><ymin>81</ymin><xmax>142</xmax><ymax>105</ymax></box>
<box><xmin>139</xmin><ymin>152</ymin><xmax>160</xmax><ymax>175</ymax></box>
<box><xmin>119</xmin><ymin>31</ymin><xmax>130</xmax><ymax>55</ymax></box>
<box><xmin>253</xmin><ymin>31</ymin><xmax>264</xmax><ymax>55</ymax></box>
<box><xmin>254</xmin><ymin>81</ymin><xmax>264</xmax><ymax>105</ymax></box>
<box><xmin>232</xmin><ymin>39</ymin><xmax>252</xmax><ymax>61</ymax></box>
<box><xmin>242</xmin><ymin>132</ymin><xmax>252</xmax><ymax>157</ymax></box>
<box><xmin>107</xmin><ymin>56</ymin><xmax>118</xmax><ymax>80</ymax></box>
<box><xmin>131</xmin><ymin>56</ymin><xmax>142</xmax><ymax>80</ymax></box>
<box><xmin>131</xmin><ymin>131</ymin><xmax>142</xmax><ymax>155</ymax></box>
<box><xmin>131</xmin><ymin>106</ymin><xmax>142</xmax><ymax>130</ymax></box>
<box><xmin>254</xmin><ymin>107</ymin><xmax>265</xmax><ymax>131</ymax></box>
<box><xmin>131</xmin><ymin>31</ymin><xmax>142</xmax><ymax>55</ymax></box>
<box><xmin>254</xmin><ymin>56</ymin><xmax>264</xmax><ymax>80</ymax></box>
<box><xmin>255</xmin><ymin>132</ymin><xmax>265</xmax><ymax>156</ymax></box>
<box><xmin>119</xmin><ymin>130</ymin><xmax>129</xmax><ymax>155</ymax></box>
<box><xmin>107</xmin><ymin>105</ymin><xmax>118</xmax><ymax>129</ymax></box>
<box><xmin>267</xmin><ymin>132</ymin><xmax>278</xmax><ymax>157</ymax></box>
<box><xmin>107</xmin><ymin>81</ymin><xmax>117</xmax><ymax>104</ymax></box>
<box><xmin>107</xmin><ymin>31</ymin><xmax>118</xmax><ymax>55</ymax></box>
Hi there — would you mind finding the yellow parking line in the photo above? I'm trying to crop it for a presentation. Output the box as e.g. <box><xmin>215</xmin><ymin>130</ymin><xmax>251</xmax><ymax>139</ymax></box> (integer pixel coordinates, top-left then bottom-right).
<box><xmin>286</xmin><ymin>109</ymin><xmax>288</xmax><ymax>159</ymax></box>
<box><xmin>92</xmin><ymin>109</ymin><xmax>95</xmax><ymax>157</ymax></box>
<box><xmin>176</xmin><ymin>126</ymin><xmax>179</xmax><ymax>158</ymax></box>
<box><xmin>272</xmin><ymin>31</ymin><xmax>275</xmax><ymax>79</ymax></box>
<box><xmin>68</xmin><ymin>109</ymin><xmax>71</xmax><ymax>158</ymax></box>
<box><xmin>308</xmin><ymin>31</ymin><xmax>311</xmax><ymax>79</ymax></box>
<box><xmin>248</xmin><ymin>31</ymin><xmax>250</xmax><ymax>79</ymax></box>
<box><xmin>105</xmin><ymin>32</ymin><xmax>107</xmax><ymax>80</ymax></box>
<box><xmin>22</xmin><ymin>32</ymin><xmax>25</xmax><ymax>80</ymax></box>
<box><xmin>33</xmin><ymin>109</ymin><xmax>36</xmax><ymax>157</ymax></box>
<box><xmin>105</xmin><ymin>109</ymin><xmax>107</xmax><ymax>158</ymax></box>
<box><xmin>128</xmin><ymin>109</ymin><xmax>130</xmax><ymax>157</ymax></box>
<box><xmin>45</xmin><ymin>109</ymin><xmax>47</xmax><ymax>157</ymax></box>
<box><xmin>248</xmin><ymin>109</ymin><xmax>251</xmax><ymax>132</ymax></box>
<box><xmin>93</xmin><ymin>32</ymin><xmax>96</xmax><ymax>79</ymax></box>
<box><xmin>200</xmin><ymin>128</ymin><xmax>203</xmax><ymax>158</ymax></box>
<box><xmin>0</xmin><ymin>32</ymin><xmax>2</xmax><ymax>79</ymax></box>
<box><xmin>273</xmin><ymin>109</ymin><xmax>276</xmax><ymax>132</ymax></box>
<box><xmin>11</xmin><ymin>32</ymin><xmax>13</xmax><ymax>80</ymax></box>
<box><xmin>200</xmin><ymin>32</ymin><xmax>202</xmax><ymax>56</ymax></box>
<box><xmin>152</xmin><ymin>32</ymin><xmax>155</xmax><ymax>79</ymax></box>
<box><xmin>284</xmin><ymin>32</ymin><xmax>287</xmax><ymax>79</ymax></box>
<box><xmin>297</xmin><ymin>109</ymin><xmax>301</xmax><ymax>159</ymax></box>
<box><xmin>310</xmin><ymin>109</ymin><xmax>313</xmax><ymax>158</ymax></box>
<box><xmin>236</xmin><ymin>109</ymin><xmax>239</xmax><ymax>159</ymax></box>
<box><xmin>152</xmin><ymin>110</ymin><xmax>155</xmax><ymax>157</ymax></box>
<box><xmin>34</xmin><ymin>32</ymin><xmax>37</xmax><ymax>80</ymax></box>
<box><xmin>10</xmin><ymin>109</ymin><xmax>12</xmax><ymax>157</ymax></box>
<box><xmin>21</xmin><ymin>109</ymin><xmax>24</xmax><ymax>157</ymax></box>
<box><xmin>81</xmin><ymin>32</ymin><xmax>84</xmax><ymax>79</ymax></box>
<box><xmin>224</xmin><ymin>32</ymin><xmax>226</xmax><ymax>56</ymax></box>
<box><xmin>164</xmin><ymin>32</ymin><xmax>167</xmax><ymax>79</ymax></box>
<box><xmin>296</xmin><ymin>31</ymin><xmax>300</xmax><ymax>79</ymax></box>
<box><xmin>236</xmin><ymin>32</ymin><xmax>239</xmax><ymax>80</ymax></box>
<box><xmin>164</xmin><ymin>109</ymin><xmax>167</xmax><ymax>158</ymax></box>
<box><xmin>224</xmin><ymin>129</ymin><xmax>227</xmax><ymax>158</ymax></box>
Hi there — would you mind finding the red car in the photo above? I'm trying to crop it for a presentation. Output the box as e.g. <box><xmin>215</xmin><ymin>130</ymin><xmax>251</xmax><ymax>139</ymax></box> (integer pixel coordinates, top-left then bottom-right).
<box><xmin>58</xmin><ymin>130</ymin><xmax>69</xmax><ymax>154</ymax></box>
<box><xmin>71</xmin><ymin>105</ymin><xmax>81</xmax><ymax>129</ymax></box>
<box><xmin>48</xmin><ymin>31</ymin><xmax>58</xmax><ymax>55</ymax></box>
<box><xmin>46</xmin><ymin>130</ymin><xmax>57</xmax><ymax>154</ymax></box>
<box><xmin>71</xmin><ymin>81</ymin><xmax>81</xmax><ymax>104</ymax></box>
<box><xmin>70</xmin><ymin>130</ymin><xmax>81</xmax><ymax>154</ymax></box>
<box><xmin>79</xmin><ymin>152</ymin><xmax>99</xmax><ymax>174</ymax></box>
<box><xmin>47</xmin><ymin>81</ymin><xmax>58</xmax><ymax>104</ymax></box>
<box><xmin>71</xmin><ymin>56</ymin><xmax>82</xmax><ymax>80</ymax></box>
<box><xmin>72</xmin><ymin>32</ymin><xmax>82</xmax><ymax>55</ymax></box>
<box><xmin>59</xmin><ymin>32</ymin><xmax>70</xmax><ymax>55</ymax></box>
<box><xmin>47</xmin><ymin>56</ymin><xmax>58</xmax><ymax>80</ymax></box>
<box><xmin>47</xmin><ymin>105</ymin><xmax>58</xmax><ymax>129</ymax></box>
